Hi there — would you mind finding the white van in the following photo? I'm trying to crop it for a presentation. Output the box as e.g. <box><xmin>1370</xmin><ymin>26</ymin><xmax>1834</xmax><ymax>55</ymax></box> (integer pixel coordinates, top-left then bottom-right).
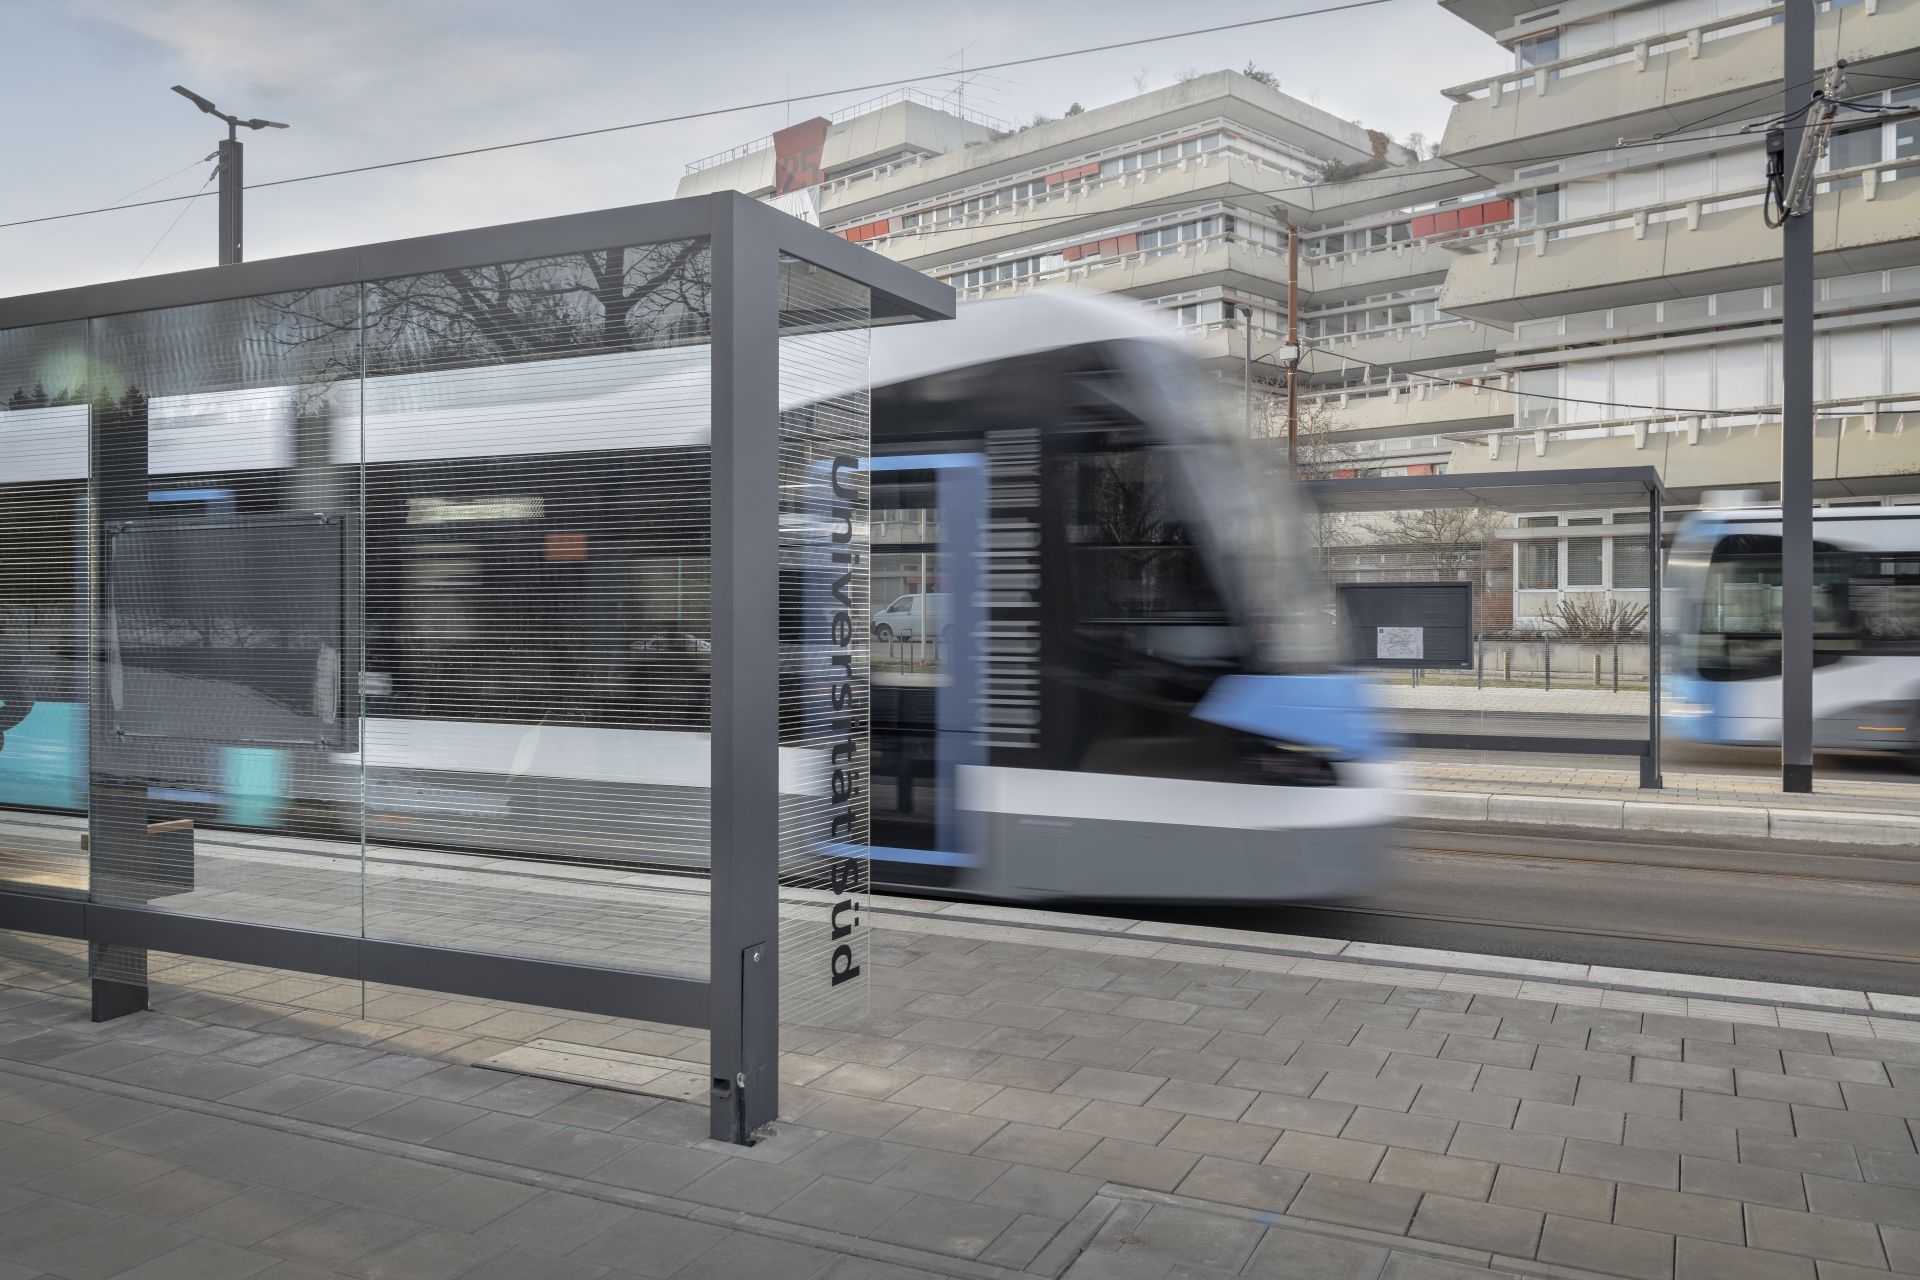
<box><xmin>871</xmin><ymin>592</ymin><xmax>950</xmax><ymax>641</ymax></box>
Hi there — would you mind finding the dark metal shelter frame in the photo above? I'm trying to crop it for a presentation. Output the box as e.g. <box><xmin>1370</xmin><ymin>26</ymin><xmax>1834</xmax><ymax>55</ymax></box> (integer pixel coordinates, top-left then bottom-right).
<box><xmin>0</xmin><ymin>192</ymin><xmax>953</xmax><ymax>1143</ymax></box>
<box><xmin>1310</xmin><ymin>467</ymin><xmax>1667</xmax><ymax>790</ymax></box>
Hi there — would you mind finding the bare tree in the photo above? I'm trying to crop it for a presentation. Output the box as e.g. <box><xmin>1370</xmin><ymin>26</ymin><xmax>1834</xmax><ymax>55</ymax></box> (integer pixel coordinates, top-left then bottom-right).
<box><xmin>1401</xmin><ymin>131</ymin><xmax>1431</xmax><ymax>161</ymax></box>
<box><xmin>261</xmin><ymin>241</ymin><xmax>712</xmax><ymax>381</ymax></box>
<box><xmin>1365</xmin><ymin>506</ymin><xmax>1503</xmax><ymax>578</ymax></box>
<box><xmin>1252</xmin><ymin>388</ymin><xmax>1360</xmax><ymax>553</ymax></box>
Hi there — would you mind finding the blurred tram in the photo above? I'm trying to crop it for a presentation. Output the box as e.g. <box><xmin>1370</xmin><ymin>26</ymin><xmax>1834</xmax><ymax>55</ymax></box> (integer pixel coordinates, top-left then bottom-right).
<box><xmin>1667</xmin><ymin>505</ymin><xmax>1920</xmax><ymax>761</ymax></box>
<box><xmin>0</xmin><ymin>293</ymin><xmax>1395</xmax><ymax>901</ymax></box>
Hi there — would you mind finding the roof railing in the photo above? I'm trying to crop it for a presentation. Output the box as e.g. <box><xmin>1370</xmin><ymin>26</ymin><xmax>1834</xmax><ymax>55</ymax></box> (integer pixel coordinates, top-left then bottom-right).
<box><xmin>683</xmin><ymin>88</ymin><xmax>1016</xmax><ymax>174</ymax></box>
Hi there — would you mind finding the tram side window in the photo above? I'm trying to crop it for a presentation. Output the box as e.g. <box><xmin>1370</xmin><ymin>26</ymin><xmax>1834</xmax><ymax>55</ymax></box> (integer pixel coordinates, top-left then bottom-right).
<box><xmin>1849</xmin><ymin>552</ymin><xmax>1920</xmax><ymax>653</ymax></box>
<box><xmin>1691</xmin><ymin>534</ymin><xmax>1853</xmax><ymax>680</ymax></box>
<box><xmin>1061</xmin><ymin>440</ymin><xmax>1234</xmax><ymax>666</ymax></box>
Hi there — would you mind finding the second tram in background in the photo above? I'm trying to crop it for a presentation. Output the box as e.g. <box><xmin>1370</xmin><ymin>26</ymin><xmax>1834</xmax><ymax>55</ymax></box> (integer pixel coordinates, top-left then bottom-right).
<box><xmin>1667</xmin><ymin>504</ymin><xmax>1920</xmax><ymax>763</ymax></box>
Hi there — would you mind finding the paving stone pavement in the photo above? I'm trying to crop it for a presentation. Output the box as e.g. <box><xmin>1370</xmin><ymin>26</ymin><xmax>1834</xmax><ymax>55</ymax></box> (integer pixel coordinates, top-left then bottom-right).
<box><xmin>0</xmin><ymin>905</ymin><xmax>1916</xmax><ymax>1280</ymax></box>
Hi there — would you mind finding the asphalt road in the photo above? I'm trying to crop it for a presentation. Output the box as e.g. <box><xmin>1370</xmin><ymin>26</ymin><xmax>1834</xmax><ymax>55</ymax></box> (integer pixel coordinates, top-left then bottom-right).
<box><xmin>1113</xmin><ymin>824</ymin><xmax>1920</xmax><ymax>997</ymax></box>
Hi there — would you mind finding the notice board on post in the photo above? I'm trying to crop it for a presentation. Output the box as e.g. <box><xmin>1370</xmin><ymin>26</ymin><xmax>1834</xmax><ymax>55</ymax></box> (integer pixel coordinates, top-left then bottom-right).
<box><xmin>1338</xmin><ymin>581</ymin><xmax>1473</xmax><ymax>670</ymax></box>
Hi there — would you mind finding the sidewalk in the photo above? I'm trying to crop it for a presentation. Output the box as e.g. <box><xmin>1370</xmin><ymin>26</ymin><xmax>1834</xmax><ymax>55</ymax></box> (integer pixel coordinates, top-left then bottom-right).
<box><xmin>0</xmin><ymin>896</ymin><xmax>1916</xmax><ymax>1280</ymax></box>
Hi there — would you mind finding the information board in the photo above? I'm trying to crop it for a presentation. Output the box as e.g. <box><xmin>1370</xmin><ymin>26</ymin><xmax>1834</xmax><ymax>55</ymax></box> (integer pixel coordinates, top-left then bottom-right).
<box><xmin>1337</xmin><ymin>581</ymin><xmax>1474</xmax><ymax>670</ymax></box>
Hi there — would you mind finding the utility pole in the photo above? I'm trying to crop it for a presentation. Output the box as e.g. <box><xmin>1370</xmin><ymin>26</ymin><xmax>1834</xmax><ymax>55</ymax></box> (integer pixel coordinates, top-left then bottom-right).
<box><xmin>171</xmin><ymin>86</ymin><xmax>288</xmax><ymax>265</ymax></box>
<box><xmin>1286</xmin><ymin>220</ymin><xmax>1301</xmax><ymax>470</ymax></box>
<box><xmin>1769</xmin><ymin>11</ymin><xmax>1839</xmax><ymax>794</ymax></box>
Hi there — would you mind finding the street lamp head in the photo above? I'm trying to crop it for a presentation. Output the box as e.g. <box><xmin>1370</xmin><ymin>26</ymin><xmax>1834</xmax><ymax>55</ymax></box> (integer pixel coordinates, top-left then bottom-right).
<box><xmin>171</xmin><ymin>84</ymin><xmax>220</xmax><ymax>116</ymax></box>
<box><xmin>242</xmin><ymin>118</ymin><xmax>289</xmax><ymax>131</ymax></box>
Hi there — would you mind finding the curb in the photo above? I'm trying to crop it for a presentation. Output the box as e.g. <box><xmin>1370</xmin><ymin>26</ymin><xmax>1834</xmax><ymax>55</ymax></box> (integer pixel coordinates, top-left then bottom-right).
<box><xmin>877</xmin><ymin>896</ymin><xmax>1920</xmax><ymax>1027</ymax></box>
<box><xmin>1407</xmin><ymin>788</ymin><xmax>1920</xmax><ymax>846</ymax></box>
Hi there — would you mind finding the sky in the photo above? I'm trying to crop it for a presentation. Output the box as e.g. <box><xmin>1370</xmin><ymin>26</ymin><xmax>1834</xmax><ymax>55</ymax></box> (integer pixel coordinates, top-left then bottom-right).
<box><xmin>0</xmin><ymin>0</ymin><xmax>1509</xmax><ymax>299</ymax></box>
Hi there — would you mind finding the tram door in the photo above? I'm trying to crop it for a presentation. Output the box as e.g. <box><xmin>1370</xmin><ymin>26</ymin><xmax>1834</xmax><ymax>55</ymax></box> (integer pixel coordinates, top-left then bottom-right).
<box><xmin>868</xmin><ymin>457</ymin><xmax>984</xmax><ymax>889</ymax></box>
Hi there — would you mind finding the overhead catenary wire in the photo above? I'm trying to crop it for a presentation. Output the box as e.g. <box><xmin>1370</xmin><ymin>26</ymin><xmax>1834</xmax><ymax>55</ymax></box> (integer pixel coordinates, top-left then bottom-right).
<box><xmin>0</xmin><ymin>0</ymin><xmax>1398</xmax><ymax>235</ymax></box>
<box><xmin>129</xmin><ymin>167</ymin><xmax>219</xmax><ymax>277</ymax></box>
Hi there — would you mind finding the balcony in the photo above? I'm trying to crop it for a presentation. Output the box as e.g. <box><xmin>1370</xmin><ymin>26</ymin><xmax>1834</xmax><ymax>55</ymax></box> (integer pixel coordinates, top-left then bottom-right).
<box><xmin>1445</xmin><ymin>406</ymin><xmax>1920</xmax><ymax>498</ymax></box>
<box><xmin>1304</xmin><ymin>227</ymin><xmax>1507</xmax><ymax>302</ymax></box>
<box><xmin>861</xmin><ymin>151</ymin><xmax>1303</xmax><ymax>271</ymax></box>
<box><xmin>1302</xmin><ymin>373</ymin><xmax>1514</xmax><ymax>437</ymax></box>
<box><xmin>1303</xmin><ymin>316</ymin><xmax>1510</xmax><ymax>376</ymax></box>
<box><xmin>947</xmin><ymin>236</ymin><xmax>1289</xmax><ymax>305</ymax></box>
<box><xmin>1438</xmin><ymin>0</ymin><xmax>1920</xmax><ymax>180</ymax></box>
<box><xmin>1439</xmin><ymin>161</ymin><xmax>1920</xmax><ymax>324</ymax></box>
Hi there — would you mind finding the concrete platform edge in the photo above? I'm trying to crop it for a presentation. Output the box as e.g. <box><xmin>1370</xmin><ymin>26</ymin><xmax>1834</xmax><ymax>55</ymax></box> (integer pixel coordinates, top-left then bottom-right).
<box><xmin>1407</xmin><ymin>787</ymin><xmax>1920</xmax><ymax>846</ymax></box>
<box><xmin>878</xmin><ymin>898</ymin><xmax>1920</xmax><ymax>1030</ymax></box>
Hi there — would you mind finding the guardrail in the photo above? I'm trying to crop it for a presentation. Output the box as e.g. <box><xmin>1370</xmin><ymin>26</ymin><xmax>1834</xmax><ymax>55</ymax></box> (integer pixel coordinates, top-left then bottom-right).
<box><xmin>1442</xmin><ymin>2</ymin><xmax>1789</xmax><ymax>105</ymax></box>
<box><xmin>1303</xmin><ymin>368</ymin><xmax>1509</xmax><ymax>408</ymax></box>
<box><xmin>854</xmin><ymin>150</ymin><xmax>1314</xmax><ymax>251</ymax></box>
<box><xmin>947</xmin><ymin>231</ymin><xmax>1278</xmax><ymax>301</ymax></box>
<box><xmin>1307</xmin><ymin>222</ymin><xmax>1512</xmax><ymax>269</ymax></box>
<box><xmin>1464</xmin><ymin>158</ymin><xmax>1907</xmax><ymax>265</ymax></box>
<box><xmin>1449</xmin><ymin>395</ymin><xmax>1920</xmax><ymax>457</ymax></box>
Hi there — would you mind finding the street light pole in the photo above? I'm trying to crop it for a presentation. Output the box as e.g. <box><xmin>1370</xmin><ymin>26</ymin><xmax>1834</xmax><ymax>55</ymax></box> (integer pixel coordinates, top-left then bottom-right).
<box><xmin>218</xmin><ymin>120</ymin><xmax>244</xmax><ymax>266</ymax></box>
<box><xmin>1776</xmin><ymin>6</ymin><xmax>1818</xmax><ymax>794</ymax></box>
<box><xmin>171</xmin><ymin>86</ymin><xmax>288</xmax><ymax>266</ymax></box>
<box><xmin>1242</xmin><ymin>304</ymin><xmax>1254</xmax><ymax>438</ymax></box>
<box><xmin>1286</xmin><ymin>220</ymin><xmax>1300</xmax><ymax>470</ymax></box>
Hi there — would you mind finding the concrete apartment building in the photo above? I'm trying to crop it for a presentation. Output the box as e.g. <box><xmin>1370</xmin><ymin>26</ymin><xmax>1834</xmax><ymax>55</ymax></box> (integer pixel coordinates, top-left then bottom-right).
<box><xmin>676</xmin><ymin>81</ymin><xmax>1461</xmax><ymax>398</ymax></box>
<box><xmin>679</xmin><ymin>8</ymin><xmax>1920</xmax><ymax>624</ymax></box>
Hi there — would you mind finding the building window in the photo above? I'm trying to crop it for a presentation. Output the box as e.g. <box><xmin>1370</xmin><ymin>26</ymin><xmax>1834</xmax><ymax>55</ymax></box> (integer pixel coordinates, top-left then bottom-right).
<box><xmin>1519</xmin><ymin>515</ymin><xmax>1560</xmax><ymax>589</ymax></box>
<box><xmin>1612</xmin><ymin>512</ymin><xmax>1650</xmax><ymax>589</ymax></box>
<box><xmin>1517</xmin><ymin>368</ymin><xmax>1559</xmax><ymax>428</ymax></box>
<box><xmin>1567</xmin><ymin>517</ymin><xmax>1604</xmax><ymax>587</ymax></box>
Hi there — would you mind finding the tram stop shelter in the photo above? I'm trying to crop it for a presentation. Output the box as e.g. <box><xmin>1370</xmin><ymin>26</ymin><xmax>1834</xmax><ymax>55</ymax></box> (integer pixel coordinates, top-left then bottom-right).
<box><xmin>0</xmin><ymin>192</ymin><xmax>952</xmax><ymax>1143</ymax></box>
<box><xmin>1309</xmin><ymin>467</ymin><xmax>1668</xmax><ymax>790</ymax></box>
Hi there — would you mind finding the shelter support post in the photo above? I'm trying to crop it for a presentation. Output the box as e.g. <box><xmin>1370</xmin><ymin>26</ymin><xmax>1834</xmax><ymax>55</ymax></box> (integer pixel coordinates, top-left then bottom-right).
<box><xmin>1641</xmin><ymin>487</ymin><xmax>1663</xmax><ymax>790</ymax></box>
<box><xmin>708</xmin><ymin>197</ymin><xmax>783</xmax><ymax>1143</ymax></box>
<box><xmin>1779</xmin><ymin>0</ymin><xmax>1815</xmax><ymax>794</ymax></box>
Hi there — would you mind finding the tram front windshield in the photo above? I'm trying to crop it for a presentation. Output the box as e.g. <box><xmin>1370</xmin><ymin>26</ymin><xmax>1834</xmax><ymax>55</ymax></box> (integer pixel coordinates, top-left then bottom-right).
<box><xmin>1158</xmin><ymin>375</ymin><xmax>1334</xmax><ymax>675</ymax></box>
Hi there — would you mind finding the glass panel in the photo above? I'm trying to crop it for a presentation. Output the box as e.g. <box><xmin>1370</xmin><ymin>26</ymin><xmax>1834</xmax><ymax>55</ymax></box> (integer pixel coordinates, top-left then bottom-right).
<box><xmin>353</xmin><ymin>242</ymin><xmax>715</xmax><ymax>978</ymax></box>
<box><xmin>1828</xmin><ymin>272</ymin><xmax>1884</xmax><ymax>300</ymax></box>
<box><xmin>1829</xmin><ymin>328</ymin><xmax>1885</xmax><ymax>399</ymax></box>
<box><xmin>1060</xmin><ymin>434</ymin><xmax>1238</xmax><ymax>667</ymax></box>
<box><xmin>81</xmin><ymin>290</ymin><xmax>363</xmax><ymax>993</ymax></box>
<box><xmin>1612</xmin><ymin>512</ymin><xmax>1650</xmax><ymax>589</ymax></box>
<box><xmin>0</xmin><ymin>321</ymin><xmax>90</xmax><ymax>894</ymax></box>
<box><xmin>1852</xmin><ymin>552</ymin><xmax>1920</xmax><ymax>653</ymax></box>
<box><xmin>871</xmin><ymin>475</ymin><xmax>943</xmax><ymax>858</ymax></box>
<box><xmin>1717</xmin><ymin>341</ymin><xmax>1767</xmax><ymax>408</ymax></box>
<box><xmin>1517</xmin><ymin>367</ymin><xmax>1560</xmax><ymax>427</ymax></box>
<box><xmin>1567</xmin><ymin>518</ymin><xmax>1604</xmax><ymax>587</ymax></box>
<box><xmin>1828</xmin><ymin>124</ymin><xmax>1883</xmax><ymax>187</ymax></box>
<box><xmin>776</xmin><ymin>258</ymin><xmax>872</xmax><ymax>1024</ymax></box>
<box><xmin>1688</xmin><ymin>534</ymin><xmax>1855</xmax><ymax>680</ymax></box>
<box><xmin>1666</xmin><ymin>348</ymin><xmax>1711</xmax><ymax>409</ymax></box>
<box><xmin>1518</xmin><ymin>516</ymin><xmax>1560</xmax><ymax>590</ymax></box>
